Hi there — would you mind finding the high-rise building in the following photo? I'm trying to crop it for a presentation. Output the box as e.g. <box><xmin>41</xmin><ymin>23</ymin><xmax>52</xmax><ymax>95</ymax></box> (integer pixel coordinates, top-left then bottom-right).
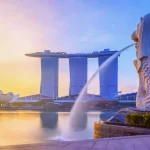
<box><xmin>25</xmin><ymin>49</ymin><xmax>118</xmax><ymax>99</ymax></box>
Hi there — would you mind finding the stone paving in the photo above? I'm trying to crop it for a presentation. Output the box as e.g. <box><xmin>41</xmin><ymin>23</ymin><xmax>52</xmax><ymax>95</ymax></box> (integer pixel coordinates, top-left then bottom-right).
<box><xmin>1</xmin><ymin>135</ymin><xmax>150</xmax><ymax>150</ymax></box>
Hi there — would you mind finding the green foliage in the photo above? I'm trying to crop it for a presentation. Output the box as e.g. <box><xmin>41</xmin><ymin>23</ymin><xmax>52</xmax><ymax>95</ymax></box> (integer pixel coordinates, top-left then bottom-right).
<box><xmin>126</xmin><ymin>113</ymin><xmax>150</xmax><ymax>128</ymax></box>
<box><xmin>144</xmin><ymin>113</ymin><xmax>150</xmax><ymax>128</ymax></box>
<box><xmin>11</xmin><ymin>100</ymin><xmax>46</xmax><ymax>107</ymax></box>
<box><xmin>126</xmin><ymin>114</ymin><xmax>132</xmax><ymax>126</ymax></box>
<box><xmin>33</xmin><ymin>100</ymin><xmax>46</xmax><ymax>106</ymax></box>
<box><xmin>12</xmin><ymin>102</ymin><xmax>26</xmax><ymax>107</ymax></box>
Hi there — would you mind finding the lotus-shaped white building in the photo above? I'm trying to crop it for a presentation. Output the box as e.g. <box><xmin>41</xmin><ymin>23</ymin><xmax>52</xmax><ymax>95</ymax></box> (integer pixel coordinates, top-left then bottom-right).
<box><xmin>0</xmin><ymin>90</ymin><xmax>19</xmax><ymax>104</ymax></box>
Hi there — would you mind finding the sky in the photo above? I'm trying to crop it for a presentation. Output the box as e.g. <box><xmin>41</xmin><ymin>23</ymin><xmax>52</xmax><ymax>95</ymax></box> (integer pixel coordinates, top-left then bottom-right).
<box><xmin>0</xmin><ymin>0</ymin><xmax>149</xmax><ymax>96</ymax></box>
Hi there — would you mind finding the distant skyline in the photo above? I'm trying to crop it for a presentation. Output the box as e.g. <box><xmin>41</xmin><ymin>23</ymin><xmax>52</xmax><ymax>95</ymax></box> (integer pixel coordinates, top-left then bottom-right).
<box><xmin>0</xmin><ymin>0</ymin><xmax>149</xmax><ymax>96</ymax></box>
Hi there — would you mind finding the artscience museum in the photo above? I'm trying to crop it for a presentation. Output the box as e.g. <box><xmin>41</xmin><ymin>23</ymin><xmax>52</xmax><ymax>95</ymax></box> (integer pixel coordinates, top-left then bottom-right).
<box><xmin>0</xmin><ymin>90</ymin><xmax>19</xmax><ymax>106</ymax></box>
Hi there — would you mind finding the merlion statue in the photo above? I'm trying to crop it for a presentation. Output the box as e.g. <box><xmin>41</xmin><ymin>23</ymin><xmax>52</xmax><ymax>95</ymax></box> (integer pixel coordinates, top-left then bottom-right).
<box><xmin>132</xmin><ymin>13</ymin><xmax>150</xmax><ymax>110</ymax></box>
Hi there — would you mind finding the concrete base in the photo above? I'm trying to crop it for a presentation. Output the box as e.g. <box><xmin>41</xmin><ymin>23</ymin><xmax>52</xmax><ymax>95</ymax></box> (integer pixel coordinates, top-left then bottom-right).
<box><xmin>1</xmin><ymin>135</ymin><xmax>150</xmax><ymax>149</ymax></box>
<box><xmin>94</xmin><ymin>121</ymin><xmax>150</xmax><ymax>139</ymax></box>
<box><xmin>94</xmin><ymin>108</ymin><xmax>150</xmax><ymax>139</ymax></box>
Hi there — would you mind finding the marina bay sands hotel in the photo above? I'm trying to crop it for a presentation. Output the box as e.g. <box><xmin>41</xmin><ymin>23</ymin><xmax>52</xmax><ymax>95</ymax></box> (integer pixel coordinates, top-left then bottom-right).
<box><xmin>26</xmin><ymin>49</ymin><xmax>118</xmax><ymax>99</ymax></box>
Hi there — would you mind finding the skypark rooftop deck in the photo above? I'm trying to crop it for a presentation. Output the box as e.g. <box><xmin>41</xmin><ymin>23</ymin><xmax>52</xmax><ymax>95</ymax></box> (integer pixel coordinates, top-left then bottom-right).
<box><xmin>25</xmin><ymin>49</ymin><xmax>118</xmax><ymax>58</ymax></box>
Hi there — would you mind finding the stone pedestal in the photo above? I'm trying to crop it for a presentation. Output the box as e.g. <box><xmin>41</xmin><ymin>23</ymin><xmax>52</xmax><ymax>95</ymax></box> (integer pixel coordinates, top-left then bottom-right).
<box><xmin>94</xmin><ymin>121</ymin><xmax>150</xmax><ymax>139</ymax></box>
<box><xmin>94</xmin><ymin>107</ymin><xmax>150</xmax><ymax>139</ymax></box>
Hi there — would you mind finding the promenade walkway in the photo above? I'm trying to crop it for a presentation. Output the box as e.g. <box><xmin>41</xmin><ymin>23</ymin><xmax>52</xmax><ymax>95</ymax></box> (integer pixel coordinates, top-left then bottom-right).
<box><xmin>0</xmin><ymin>135</ymin><xmax>150</xmax><ymax>150</ymax></box>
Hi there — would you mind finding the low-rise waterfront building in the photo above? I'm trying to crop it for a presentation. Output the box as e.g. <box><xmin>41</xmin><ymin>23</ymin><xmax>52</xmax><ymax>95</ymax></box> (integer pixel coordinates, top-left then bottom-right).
<box><xmin>0</xmin><ymin>90</ymin><xmax>19</xmax><ymax>106</ymax></box>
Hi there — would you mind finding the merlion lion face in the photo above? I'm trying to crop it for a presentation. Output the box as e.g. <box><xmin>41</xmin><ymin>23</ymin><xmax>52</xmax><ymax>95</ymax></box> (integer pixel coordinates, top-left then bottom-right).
<box><xmin>132</xmin><ymin>14</ymin><xmax>150</xmax><ymax>60</ymax></box>
<box><xmin>131</xmin><ymin>18</ymin><xmax>143</xmax><ymax>58</ymax></box>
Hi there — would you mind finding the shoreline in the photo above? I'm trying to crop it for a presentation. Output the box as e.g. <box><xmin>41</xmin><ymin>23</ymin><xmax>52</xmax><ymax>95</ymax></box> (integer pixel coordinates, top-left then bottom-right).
<box><xmin>0</xmin><ymin>107</ymin><xmax>124</xmax><ymax>112</ymax></box>
<box><xmin>0</xmin><ymin>107</ymin><xmax>45</xmax><ymax>111</ymax></box>
<box><xmin>0</xmin><ymin>103</ymin><xmax>136</xmax><ymax>112</ymax></box>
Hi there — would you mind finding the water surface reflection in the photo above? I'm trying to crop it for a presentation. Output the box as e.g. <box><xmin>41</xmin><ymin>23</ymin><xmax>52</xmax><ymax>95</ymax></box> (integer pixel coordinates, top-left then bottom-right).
<box><xmin>0</xmin><ymin>111</ymin><xmax>115</xmax><ymax>146</ymax></box>
<box><xmin>40</xmin><ymin>112</ymin><xmax>58</xmax><ymax>129</ymax></box>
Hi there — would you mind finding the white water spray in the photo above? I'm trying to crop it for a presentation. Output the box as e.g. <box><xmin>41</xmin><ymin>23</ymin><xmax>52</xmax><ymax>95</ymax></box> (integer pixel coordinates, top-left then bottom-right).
<box><xmin>61</xmin><ymin>43</ymin><xmax>135</xmax><ymax>139</ymax></box>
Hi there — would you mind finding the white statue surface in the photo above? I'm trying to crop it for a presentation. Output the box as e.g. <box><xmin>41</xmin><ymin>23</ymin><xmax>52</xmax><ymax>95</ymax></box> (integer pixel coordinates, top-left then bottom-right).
<box><xmin>132</xmin><ymin>13</ymin><xmax>150</xmax><ymax>110</ymax></box>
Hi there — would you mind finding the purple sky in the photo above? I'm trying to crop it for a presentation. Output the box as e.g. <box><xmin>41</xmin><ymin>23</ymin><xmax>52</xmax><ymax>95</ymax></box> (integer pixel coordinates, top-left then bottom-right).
<box><xmin>0</xmin><ymin>0</ymin><xmax>149</xmax><ymax>96</ymax></box>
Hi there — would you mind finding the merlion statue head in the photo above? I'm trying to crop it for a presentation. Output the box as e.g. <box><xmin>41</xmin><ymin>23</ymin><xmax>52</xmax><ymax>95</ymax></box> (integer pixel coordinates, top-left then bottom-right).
<box><xmin>132</xmin><ymin>13</ymin><xmax>150</xmax><ymax>60</ymax></box>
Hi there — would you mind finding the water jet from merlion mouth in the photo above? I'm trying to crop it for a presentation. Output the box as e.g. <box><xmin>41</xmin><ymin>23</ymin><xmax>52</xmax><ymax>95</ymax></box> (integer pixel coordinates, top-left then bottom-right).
<box><xmin>61</xmin><ymin>43</ymin><xmax>135</xmax><ymax>139</ymax></box>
